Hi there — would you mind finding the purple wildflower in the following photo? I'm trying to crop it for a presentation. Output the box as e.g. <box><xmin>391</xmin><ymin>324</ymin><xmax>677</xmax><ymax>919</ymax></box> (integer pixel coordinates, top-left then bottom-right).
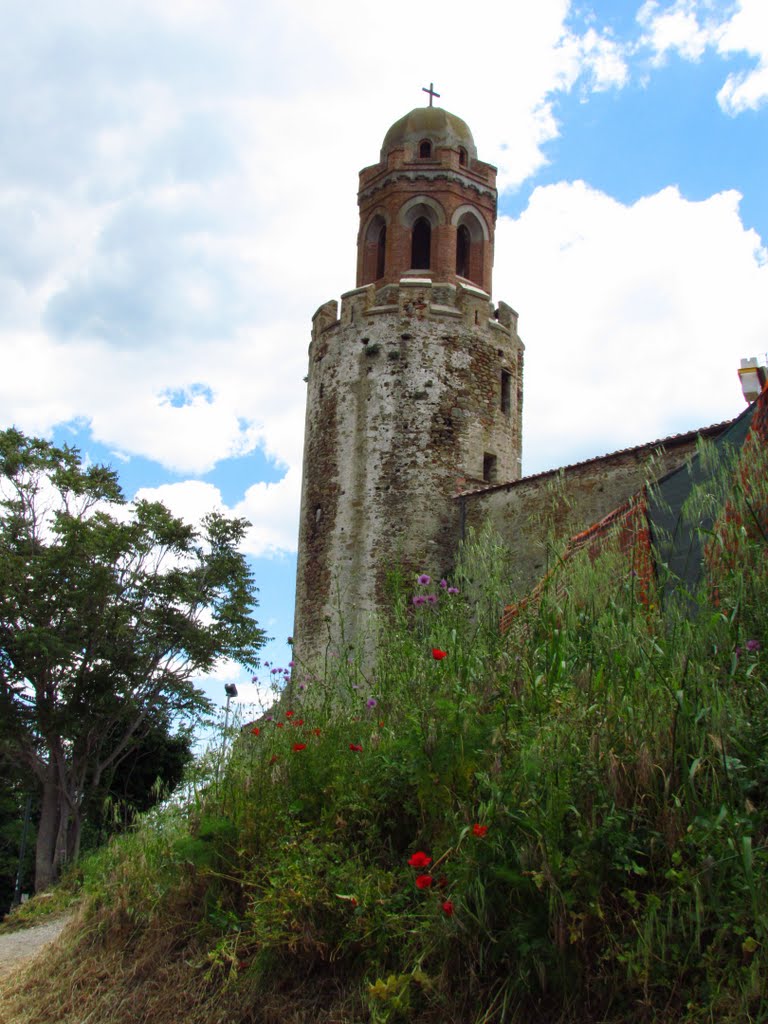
<box><xmin>426</xmin><ymin>594</ymin><xmax>438</xmax><ymax>605</ymax></box>
<box><xmin>447</xmin><ymin>587</ymin><xmax>459</xmax><ymax>595</ymax></box>
<box><xmin>746</xmin><ymin>639</ymin><xmax>761</xmax><ymax>652</ymax></box>
<box><xmin>418</xmin><ymin>574</ymin><xmax>431</xmax><ymax>585</ymax></box>
<box><xmin>439</xmin><ymin>578</ymin><xmax>448</xmax><ymax>589</ymax></box>
<box><xmin>251</xmin><ymin>675</ymin><xmax>259</xmax><ymax>683</ymax></box>
<box><xmin>298</xmin><ymin>682</ymin><xmax>306</xmax><ymax>691</ymax></box>
<box><xmin>413</xmin><ymin>594</ymin><xmax>427</xmax><ymax>606</ymax></box>
<box><xmin>289</xmin><ymin>660</ymin><xmax>295</xmax><ymax>667</ymax></box>
<box><xmin>367</xmin><ymin>697</ymin><xmax>377</xmax><ymax>708</ymax></box>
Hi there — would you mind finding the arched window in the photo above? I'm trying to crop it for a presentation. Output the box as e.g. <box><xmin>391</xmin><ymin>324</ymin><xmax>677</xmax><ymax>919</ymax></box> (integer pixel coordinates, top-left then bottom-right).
<box><xmin>451</xmin><ymin>207</ymin><xmax>488</xmax><ymax>289</ymax></box>
<box><xmin>456</xmin><ymin>224</ymin><xmax>470</xmax><ymax>278</ymax></box>
<box><xmin>458</xmin><ymin>146</ymin><xmax>467</xmax><ymax>166</ymax></box>
<box><xmin>419</xmin><ymin>139</ymin><xmax>432</xmax><ymax>159</ymax></box>
<box><xmin>411</xmin><ymin>217</ymin><xmax>431</xmax><ymax>269</ymax></box>
<box><xmin>376</xmin><ymin>224</ymin><xmax>386</xmax><ymax>279</ymax></box>
<box><xmin>361</xmin><ymin>213</ymin><xmax>388</xmax><ymax>284</ymax></box>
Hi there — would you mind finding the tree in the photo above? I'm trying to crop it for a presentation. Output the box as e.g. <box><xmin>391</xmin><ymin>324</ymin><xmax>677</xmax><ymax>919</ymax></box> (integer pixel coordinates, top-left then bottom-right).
<box><xmin>0</xmin><ymin>429</ymin><xmax>265</xmax><ymax>890</ymax></box>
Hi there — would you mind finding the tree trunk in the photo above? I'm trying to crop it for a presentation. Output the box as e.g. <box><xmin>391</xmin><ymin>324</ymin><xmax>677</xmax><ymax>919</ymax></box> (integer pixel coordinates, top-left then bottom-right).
<box><xmin>34</xmin><ymin>764</ymin><xmax>60</xmax><ymax>892</ymax></box>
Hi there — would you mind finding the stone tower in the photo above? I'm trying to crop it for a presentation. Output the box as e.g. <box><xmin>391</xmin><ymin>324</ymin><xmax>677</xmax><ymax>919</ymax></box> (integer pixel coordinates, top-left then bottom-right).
<box><xmin>292</xmin><ymin>104</ymin><xmax>524</xmax><ymax>673</ymax></box>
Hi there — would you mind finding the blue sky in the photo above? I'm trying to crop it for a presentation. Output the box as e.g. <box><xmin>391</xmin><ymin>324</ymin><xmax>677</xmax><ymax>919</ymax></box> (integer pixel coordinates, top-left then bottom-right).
<box><xmin>1</xmin><ymin>0</ymin><xmax>766</xmax><ymax>722</ymax></box>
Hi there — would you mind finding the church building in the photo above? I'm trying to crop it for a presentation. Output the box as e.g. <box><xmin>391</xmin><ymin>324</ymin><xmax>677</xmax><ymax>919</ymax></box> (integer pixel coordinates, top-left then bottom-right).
<box><xmin>291</xmin><ymin>98</ymin><xmax>743</xmax><ymax>674</ymax></box>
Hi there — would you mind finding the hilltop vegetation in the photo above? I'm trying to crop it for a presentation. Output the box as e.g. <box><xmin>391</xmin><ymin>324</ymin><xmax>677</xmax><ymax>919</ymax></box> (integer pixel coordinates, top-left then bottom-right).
<box><xmin>1</xmin><ymin>439</ymin><xmax>766</xmax><ymax>1024</ymax></box>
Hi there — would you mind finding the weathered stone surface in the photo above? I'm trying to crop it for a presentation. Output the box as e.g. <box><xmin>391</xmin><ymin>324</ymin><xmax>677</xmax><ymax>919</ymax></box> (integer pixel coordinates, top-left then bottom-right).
<box><xmin>457</xmin><ymin>424</ymin><xmax>728</xmax><ymax>599</ymax></box>
<box><xmin>293</xmin><ymin>279</ymin><xmax>523</xmax><ymax>674</ymax></box>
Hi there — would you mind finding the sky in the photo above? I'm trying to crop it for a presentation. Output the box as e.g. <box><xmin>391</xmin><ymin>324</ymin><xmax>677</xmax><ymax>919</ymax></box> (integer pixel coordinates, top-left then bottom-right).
<box><xmin>1</xmin><ymin>0</ymin><xmax>767</xmax><ymax>721</ymax></box>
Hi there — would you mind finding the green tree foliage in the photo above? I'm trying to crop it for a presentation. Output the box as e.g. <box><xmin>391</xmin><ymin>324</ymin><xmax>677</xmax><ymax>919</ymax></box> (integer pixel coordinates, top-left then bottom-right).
<box><xmin>0</xmin><ymin>429</ymin><xmax>265</xmax><ymax>892</ymax></box>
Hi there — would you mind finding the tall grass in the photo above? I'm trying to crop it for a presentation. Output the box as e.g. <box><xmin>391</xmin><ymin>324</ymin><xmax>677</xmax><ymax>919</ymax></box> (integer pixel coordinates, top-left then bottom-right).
<box><xmin>2</xmin><ymin>441</ymin><xmax>766</xmax><ymax>1024</ymax></box>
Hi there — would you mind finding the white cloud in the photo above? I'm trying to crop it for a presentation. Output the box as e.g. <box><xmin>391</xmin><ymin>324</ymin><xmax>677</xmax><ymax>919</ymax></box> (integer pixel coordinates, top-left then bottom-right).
<box><xmin>497</xmin><ymin>181</ymin><xmax>768</xmax><ymax>475</ymax></box>
<box><xmin>0</xmin><ymin>0</ymin><xmax>764</xmax><ymax>583</ymax></box>
<box><xmin>717</xmin><ymin>0</ymin><xmax>768</xmax><ymax>112</ymax></box>
<box><xmin>638</xmin><ymin>0</ymin><xmax>768</xmax><ymax>112</ymax></box>
<box><xmin>135</xmin><ymin>465</ymin><xmax>301</xmax><ymax>557</ymax></box>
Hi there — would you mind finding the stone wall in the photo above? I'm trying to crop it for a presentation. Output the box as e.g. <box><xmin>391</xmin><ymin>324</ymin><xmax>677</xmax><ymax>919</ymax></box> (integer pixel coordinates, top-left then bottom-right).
<box><xmin>457</xmin><ymin>423</ymin><xmax>729</xmax><ymax>600</ymax></box>
<box><xmin>292</xmin><ymin>277</ymin><xmax>524</xmax><ymax>675</ymax></box>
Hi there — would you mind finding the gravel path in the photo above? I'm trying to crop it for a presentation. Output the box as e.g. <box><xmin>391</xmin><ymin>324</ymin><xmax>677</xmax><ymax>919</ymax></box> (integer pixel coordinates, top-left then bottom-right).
<box><xmin>0</xmin><ymin>916</ymin><xmax>73</xmax><ymax>980</ymax></box>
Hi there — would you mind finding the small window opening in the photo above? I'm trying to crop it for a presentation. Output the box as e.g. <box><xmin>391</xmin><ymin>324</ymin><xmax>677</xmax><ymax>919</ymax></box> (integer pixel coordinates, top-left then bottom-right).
<box><xmin>376</xmin><ymin>224</ymin><xmax>386</xmax><ymax>279</ymax></box>
<box><xmin>501</xmin><ymin>370</ymin><xmax>511</xmax><ymax>414</ymax></box>
<box><xmin>458</xmin><ymin>146</ymin><xmax>467</xmax><ymax>166</ymax></box>
<box><xmin>411</xmin><ymin>217</ymin><xmax>431</xmax><ymax>269</ymax></box>
<box><xmin>419</xmin><ymin>139</ymin><xmax>432</xmax><ymax>159</ymax></box>
<box><xmin>456</xmin><ymin>223</ymin><xmax>470</xmax><ymax>279</ymax></box>
<box><xmin>483</xmin><ymin>453</ymin><xmax>497</xmax><ymax>484</ymax></box>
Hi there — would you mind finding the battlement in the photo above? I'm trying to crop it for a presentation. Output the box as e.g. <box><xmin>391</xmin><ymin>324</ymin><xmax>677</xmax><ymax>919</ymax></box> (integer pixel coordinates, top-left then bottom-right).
<box><xmin>311</xmin><ymin>279</ymin><xmax>519</xmax><ymax>343</ymax></box>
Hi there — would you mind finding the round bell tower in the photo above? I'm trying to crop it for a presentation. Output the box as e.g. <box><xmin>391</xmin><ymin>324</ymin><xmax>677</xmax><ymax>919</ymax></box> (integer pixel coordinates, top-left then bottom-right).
<box><xmin>293</xmin><ymin>102</ymin><xmax>524</xmax><ymax>675</ymax></box>
<box><xmin>357</xmin><ymin>106</ymin><xmax>497</xmax><ymax>295</ymax></box>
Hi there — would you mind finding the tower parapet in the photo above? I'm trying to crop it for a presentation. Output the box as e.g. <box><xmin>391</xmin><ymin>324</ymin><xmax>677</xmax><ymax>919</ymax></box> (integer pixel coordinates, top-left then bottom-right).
<box><xmin>293</xmin><ymin>104</ymin><xmax>524</xmax><ymax>677</ymax></box>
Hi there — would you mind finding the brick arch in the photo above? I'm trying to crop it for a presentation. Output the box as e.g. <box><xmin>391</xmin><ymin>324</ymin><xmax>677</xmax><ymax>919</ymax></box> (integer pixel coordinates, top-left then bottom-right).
<box><xmin>400</xmin><ymin>197</ymin><xmax>446</xmax><ymax>273</ymax></box>
<box><xmin>398</xmin><ymin>195</ymin><xmax>446</xmax><ymax>229</ymax></box>
<box><xmin>360</xmin><ymin>211</ymin><xmax>388</xmax><ymax>284</ymax></box>
<box><xmin>452</xmin><ymin>206</ymin><xmax>489</xmax><ymax>289</ymax></box>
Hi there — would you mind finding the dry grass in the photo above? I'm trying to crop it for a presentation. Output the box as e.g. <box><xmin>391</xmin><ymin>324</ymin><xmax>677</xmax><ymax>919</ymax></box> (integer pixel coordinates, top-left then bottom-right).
<box><xmin>0</xmin><ymin>898</ymin><xmax>366</xmax><ymax>1024</ymax></box>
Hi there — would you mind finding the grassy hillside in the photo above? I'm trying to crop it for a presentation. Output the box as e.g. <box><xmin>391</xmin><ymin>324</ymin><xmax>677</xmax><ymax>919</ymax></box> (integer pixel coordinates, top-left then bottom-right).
<box><xmin>1</xmin><ymin>444</ymin><xmax>766</xmax><ymax>1024</ymax></box>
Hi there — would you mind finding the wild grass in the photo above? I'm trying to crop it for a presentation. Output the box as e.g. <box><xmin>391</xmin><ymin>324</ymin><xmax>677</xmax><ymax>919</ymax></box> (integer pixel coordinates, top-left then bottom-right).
<box><xmin>1</xmin><ymin>439</ymin><xmax>766</xmax><ymax>1023</ymax></box>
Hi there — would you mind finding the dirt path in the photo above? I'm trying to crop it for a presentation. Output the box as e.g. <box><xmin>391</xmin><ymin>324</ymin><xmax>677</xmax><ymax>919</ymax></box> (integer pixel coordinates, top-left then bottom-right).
<box><xmin>0</xmin><ymin>916</ymin><xmax>73</xmax><ymax>980</ymax></box>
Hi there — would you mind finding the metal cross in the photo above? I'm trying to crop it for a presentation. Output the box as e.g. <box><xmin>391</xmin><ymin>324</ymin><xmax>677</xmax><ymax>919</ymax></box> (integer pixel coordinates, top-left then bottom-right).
<box><xmin>422</xmin><ymin>82</ymin><xmax>440</xmax><ymax>107</ymax></box>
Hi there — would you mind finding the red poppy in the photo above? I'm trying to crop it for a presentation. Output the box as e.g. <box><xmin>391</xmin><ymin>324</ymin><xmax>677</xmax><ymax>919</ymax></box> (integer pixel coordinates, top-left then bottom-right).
<box><xmin>269</xmin><ymin>754</ymin><xmax>279</xmax><ymax>764</ymax></box>
<box><xmin>378</xmin><ymin>720</ymin><xmax>384</xmax><ymax>728</ymax></box>
<box><xmin>432</xmin><ymin>648</ymin><xmax>447</xmax><ymax>660</ymax></box>
<box><xmin>276</xmin><ymin>721</ymin><xmax>284</xmax><ymax>728</ymax></box>
<box><xmin>415</xmin><ymin>874</ymin><xmax>433</xmax><ymax>889</ymax></box>
<box><xmin>292</xmin><ymin>742</ymin><xmax>307</xmax><ymax>751</ymax></box>
<box><xmin>312</xmin><ymin>727</ymin><xmax>321</xmax><ymax>736</ymax></box>
<box><xmin>251</xmin><ymin>727</ymin><xmax>260</xmax><ymax>736</ymax></box>
<box><xmin>408</xmin><ymin>851</ymin><xmax>432</xmax><ymax>869</ymax></box>
<box><xmin>349</xmin><ymin>743</ymin><xmax>363</xmax><ymax>752</ymax></box>
<box><xmin>472</xmin><ymin>824</ymin><xmax>488</xmax><ymax>838</ymax></box>
<box><xmin>295</xmin><ymin>719</ymin><xmax>304</xmax><ymax>726</ymax></box>
<box><xmin>442</xmin><ymin>900</ymin><xmax>454</xmax><ymax>916</ymax></box>
<box><xmin>286</xmin><ymin>710</ymin><xmax>295</xmax><ymax>718</ymax></box>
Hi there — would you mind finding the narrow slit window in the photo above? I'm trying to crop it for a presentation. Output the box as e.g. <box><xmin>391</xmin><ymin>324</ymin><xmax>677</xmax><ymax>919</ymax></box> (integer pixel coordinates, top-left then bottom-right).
<box><xmin>501</xmin><ymin>370</ymin><xmax>511</xmax><ymax>414</ymax></box>
<box><xmin>411</xmin><ymin>217</ymin><xmax>431</xmax><ymax>269</ymax></box>
<box><xmin>483</xmin><ymin>453</ymin><xmax>497</xmax><ymax>484</ymax></box>
<box><xmin>376</xmin><ymin>224</ymin><xmax>386</xmax><ymax>279</ymax></box>
<box><xmin>458</xmin><ymin>146</ymin><xmax>467</xmax><ymax>166</ymax></box>
<box><xmin>419</xmin><ymin>139</ymin><xmax>432</xmax><ymax>158</ymax></box>
<box><xmin>456</xmin><ymin>224</ymin><xmax>470</xmax><ymax>278</ymax></box>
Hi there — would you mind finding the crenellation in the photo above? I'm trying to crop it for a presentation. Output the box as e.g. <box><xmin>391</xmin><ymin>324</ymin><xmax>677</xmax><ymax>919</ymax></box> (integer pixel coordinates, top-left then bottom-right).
<box><xmin>293</xmin><ymin>104</ymin><xmax>525</xmax><ymax>678</ymax></box>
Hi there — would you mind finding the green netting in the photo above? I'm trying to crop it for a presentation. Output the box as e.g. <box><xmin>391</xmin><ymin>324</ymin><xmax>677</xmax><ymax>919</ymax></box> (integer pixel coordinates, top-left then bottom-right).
<box><xmin>648</xmin><ymin>402</ymin><xmax>756</xmax><ymax>606</ymax></box>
